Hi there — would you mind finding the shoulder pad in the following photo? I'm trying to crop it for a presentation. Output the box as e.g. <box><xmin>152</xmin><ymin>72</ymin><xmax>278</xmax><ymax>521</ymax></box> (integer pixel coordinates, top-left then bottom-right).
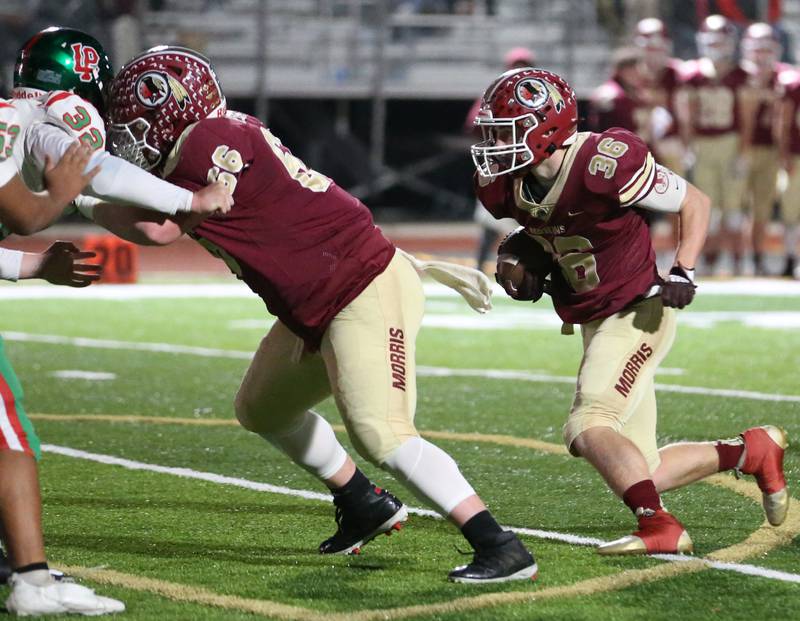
<box><xmin>42</xmin><ymin>91</ymin><xmax>106</xmax><ymax>149</ymax></box>
<box><xmin>584</xmin><ymin>129</ymin><xmax>655</xmax><ymax>206</ymax></box>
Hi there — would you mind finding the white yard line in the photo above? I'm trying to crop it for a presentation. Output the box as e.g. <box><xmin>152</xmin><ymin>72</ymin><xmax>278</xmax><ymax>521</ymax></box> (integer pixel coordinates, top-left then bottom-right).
<box><xmin>2</xmin><ymin>332</ymin><xmax>252</xmax><ymax>360</ymax></box>
<box><xmin>50</xmin><ymin>370</ymin><xmax>117</xmax><ymax>381</ymax></box>
<box><xmin>3</xmin><ymin>279</ymin><xmax>800</xmax><ymax>298</ymax></box>
<box><xmin>42</xmin><ymin>444</ymin><xmax>800</xmax><ymax>586</ymax></box>
<box><xmin>5</xmin><ymin>332</ymin><xmax>799</xmax><ymax>403</ymax></box>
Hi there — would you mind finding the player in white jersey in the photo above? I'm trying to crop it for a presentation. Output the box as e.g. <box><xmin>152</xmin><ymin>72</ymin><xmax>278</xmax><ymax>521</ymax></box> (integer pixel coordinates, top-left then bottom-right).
<box><xmin>0</xmin><ymin>99</ymin><xmax>126</xmax><ymax>616</ymax></box>
<box><xmin>5</xmin><ymin>27</ymin><xmax>232</xmax><ymax>242</ymax></box>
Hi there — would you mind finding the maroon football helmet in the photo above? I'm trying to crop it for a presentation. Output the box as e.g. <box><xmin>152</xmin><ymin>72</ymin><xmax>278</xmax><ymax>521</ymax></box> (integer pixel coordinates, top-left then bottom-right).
<box><xmin>471</xmin><ymin>68</ymin><xmax>578</xmax><ymax>177</ymax></box>
<box><xmin>741</xmin><ymin>22</ymin><xmax>781</xmax><ymax>74</ymax></box>
<box><xmin>696</xmin><ymin>15</ymin><xmax>738</xmax><ymax>63</ymax></box>
<box><xmin>634</xmin><ymin>17</ymin><xmax>671</xmax><ymax>67</ymax></box>
<box><xmin>107</xmin><ymin>46</ymin><xmax>226</xmax><ymax>171</ymax></box>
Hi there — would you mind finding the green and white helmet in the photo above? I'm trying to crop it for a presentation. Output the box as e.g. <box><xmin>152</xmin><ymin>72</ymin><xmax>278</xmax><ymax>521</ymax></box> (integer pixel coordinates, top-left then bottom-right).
<box><xmin>13</xmin><ymin>27</ymin><xmax>113</xmax><ymax>115</ymax></box>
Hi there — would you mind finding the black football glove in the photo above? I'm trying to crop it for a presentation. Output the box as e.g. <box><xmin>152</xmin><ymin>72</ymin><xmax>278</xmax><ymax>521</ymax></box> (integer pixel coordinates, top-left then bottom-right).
<box><xmin>660</xmin><ymin>264</ymin><xmax>696</xmax><ymax>309</ymax></box>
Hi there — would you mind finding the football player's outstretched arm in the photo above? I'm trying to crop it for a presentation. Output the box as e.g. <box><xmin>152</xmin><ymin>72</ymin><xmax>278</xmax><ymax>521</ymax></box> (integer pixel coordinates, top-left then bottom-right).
<box><xmin>0</xmin><ymin>143</ymin><xmax>98</xmax><ymax>235</ymax></box>
<box><xmin>27</xmin><ymin>123</ymin><xmax>233</xmax><ymax>216</ymax></box>
<box><xmin>88</xmin><ymin>202</ymin><xmax>202</xmax><ymax>246</ymax></box>
<box><xmin>0</xmin><ymin>241</ymin><xmax>102</xmax><ymax>287</ymax></box>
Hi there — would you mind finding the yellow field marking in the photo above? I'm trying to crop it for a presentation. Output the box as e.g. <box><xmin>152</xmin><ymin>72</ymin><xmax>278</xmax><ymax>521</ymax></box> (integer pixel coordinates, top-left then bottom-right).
<box><xmin>30</xmin><ymin>413</ymin><xmax>240</xmax><ymax>426</ymax></box>
<box><xmin>36</xmin><ymin>412</ymin><xmax>799</xmax><ymax>620</ymax></box>
<box><xmin>332</xmin><ymin>560</ymin><xmax>711</xmax><ymax>621</ymax></box>
<box><xmin>30</xmin><ymin>413</ymin><xmax>570</xmax><ymax>455</ymax></box>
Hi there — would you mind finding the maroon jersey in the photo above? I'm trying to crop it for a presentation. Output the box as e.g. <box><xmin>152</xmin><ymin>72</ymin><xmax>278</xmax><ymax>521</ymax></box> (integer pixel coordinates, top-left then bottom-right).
<box><xmin>476</xmin><ymin>128</ymin><xmax>658</xmax><ymax>324</ymax></box>
<box><xmin>588</xmin><ymin>79</ymin><xmax>650</xmax><ymax>137</ymax></box>
<box><xmin>682</xmin><ymin>59</ymin><xmax>748</xmax><ymax>136</ymax></box>
<box><xmin>779</xmin><ymin>70</ymin><xmax>800</xmax><ymax>155</ymax></box>
<box><xmin>165</xmin><ymin>112</ymin><xmax>395</xmax><ymax>348</ymax></box>
<box><xmin>748</xmin><ymin>64</ymin><xmax>791</xmax><ymax>146</ymax></box>
<box><xmin>642</xmin><ymin>58</ymin><xmax>684</xmax><ymax>138</ymax></box>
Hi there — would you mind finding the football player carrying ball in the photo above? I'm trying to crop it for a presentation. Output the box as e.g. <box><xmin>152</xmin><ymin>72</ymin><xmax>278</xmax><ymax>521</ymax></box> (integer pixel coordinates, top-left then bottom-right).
<box><xmin>473</xmin><ymin>67</ymin><xmax>789</xmax><ymax>554</ymax></box>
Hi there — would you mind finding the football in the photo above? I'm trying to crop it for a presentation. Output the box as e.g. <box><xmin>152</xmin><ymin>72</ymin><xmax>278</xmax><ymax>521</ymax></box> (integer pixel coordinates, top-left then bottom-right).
<box><xmin>495</xmin><ymin>229</ymin><xmax>553</xmax><ymax>301</ymax></box>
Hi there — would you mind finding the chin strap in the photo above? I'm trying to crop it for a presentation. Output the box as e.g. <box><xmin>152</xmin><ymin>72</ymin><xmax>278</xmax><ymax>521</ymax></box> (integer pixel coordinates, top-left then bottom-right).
<box><xmin>396</xmin><ymin>248</ymin><xmax>492</xmax><ymax>313</ymax></box>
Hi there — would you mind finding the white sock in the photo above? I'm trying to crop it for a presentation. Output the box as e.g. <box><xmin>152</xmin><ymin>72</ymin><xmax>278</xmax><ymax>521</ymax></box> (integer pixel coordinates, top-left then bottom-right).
<box><xmin>260</xmin><ymin>410</ymin><xmax>347</xmax><ymax>481</ymax></box>
<box><xmin>15</xmin><ymin>569</ymin><xmax>52</xmax><ymax>587</ymax></box>
<box><xmin>381</xmin><ymin>436</ymin><xmax>475</xmax><ymax>516</ymax></box>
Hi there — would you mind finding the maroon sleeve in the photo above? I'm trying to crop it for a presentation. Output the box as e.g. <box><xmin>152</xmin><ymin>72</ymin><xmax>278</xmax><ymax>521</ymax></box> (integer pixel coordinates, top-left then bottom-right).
<box><xmin>473</xmin><ymin>172</ymin><xmax>514</xmax><ymax>219</ymax></box>
<box><xmin>583</xmin><ymin>128</ymin><xmax>656</xmax><ymax>207</ymax></box>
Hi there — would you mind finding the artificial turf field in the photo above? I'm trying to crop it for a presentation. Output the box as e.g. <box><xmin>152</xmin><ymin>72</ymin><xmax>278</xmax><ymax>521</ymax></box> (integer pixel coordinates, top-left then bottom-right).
<box><xmin>0</xmin><ymin>277</ymin><xmax>798</xmax><ymax>620</ymax></box>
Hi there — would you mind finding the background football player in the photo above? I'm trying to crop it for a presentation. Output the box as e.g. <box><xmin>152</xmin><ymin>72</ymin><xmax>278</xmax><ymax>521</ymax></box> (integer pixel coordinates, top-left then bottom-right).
<box><xmin>680</xmin><ymin>15</ymin><xmax>748</xmax><ymax>275</ymax></box>
<box><xmin>474</xmin><ymin>67</ymin><xmax>789</xmax><ymax>555</ymax></box>
<box><xmin>588</xmin><ymin>47</ymin><xmax>651</xmax><ymax>137</ymax></box>
<box><xmin>776</xmin><ymin>68</ymin><xmax>800</xmax><ymax>278</ymax></box>
<box><xmin>87</xmin><ymin>46</ymin><xmax>537</xmax><ymax>584</ymax></box>
<box><xmin>0</xmin><ymin>100</ymin><xmax>124</xmax><ymax>617</ymax></box>
<box><xmin>738</xmin><ymin>22</ymin><xmax>786</xmax><ymax>275</ymax></box>
<box><xmin>633</xmin><ymin>18</ymin><xmax>686</xmax><ymax>176</ymax></box>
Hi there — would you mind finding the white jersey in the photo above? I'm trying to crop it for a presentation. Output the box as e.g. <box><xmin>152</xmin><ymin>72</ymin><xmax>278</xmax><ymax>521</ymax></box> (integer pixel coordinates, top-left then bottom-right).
<box><xmin>12</xmin><ymin>91</ymin><xmax>106</xmax><ymax>192</ymax></box>
<box><xmin>0</xmin><ymin>99</ymin><xmax>22</xmax><ymax>189</ymax></box>
<box><xmin>11</xmin><ymin>90</ymin><xmax>193</xmax><ymax>215</ymax></box>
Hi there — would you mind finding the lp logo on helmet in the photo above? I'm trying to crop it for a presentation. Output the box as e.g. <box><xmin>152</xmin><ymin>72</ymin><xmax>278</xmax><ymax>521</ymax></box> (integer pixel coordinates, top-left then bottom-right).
<box><xmin>70</xmin><ymin>43</ymin><xmax>100</xmax><ymax>83</ymax></box>
<box><xmin>135</xmin><ymin>72</ymin><xmax>170</xmax><ymax>108</ymax></box>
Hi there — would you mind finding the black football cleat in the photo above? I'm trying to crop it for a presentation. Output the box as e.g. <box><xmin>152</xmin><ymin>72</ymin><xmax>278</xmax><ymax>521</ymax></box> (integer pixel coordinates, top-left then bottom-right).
<box><xmin>319</xmin><ymin>486</ymin><xmax>408</xmax><ymax>555</ymax></box>
<box><xmin>448</xmin><ymin>531</ymin><xmax>538</xmax><ymax>584</ymax></box>
<box><xmin>0</xmin><ymin>545</ymin><xmax>10</xmax><ymax>585</ymax></box>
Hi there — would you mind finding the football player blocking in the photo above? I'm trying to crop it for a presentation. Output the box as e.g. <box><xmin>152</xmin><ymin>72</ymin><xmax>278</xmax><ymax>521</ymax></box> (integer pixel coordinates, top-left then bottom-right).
<box><xmin>0</xmin><ymin>101</ymin><xmax>123</xmax><ymax>615</ymax></box>
<box><xmin>475</xmin><ymin>67</ymin><xmax>789</xmax><ymax>554</ymax></box>
<box><xmin>1</xmin><ymin>27</ymin><xmax>235</xmax><ymax>616</ymax></box>
<box><xmin>89</xmin><ymin>46</ymin><xmax>536</xmax><ymax>584</ymax></box>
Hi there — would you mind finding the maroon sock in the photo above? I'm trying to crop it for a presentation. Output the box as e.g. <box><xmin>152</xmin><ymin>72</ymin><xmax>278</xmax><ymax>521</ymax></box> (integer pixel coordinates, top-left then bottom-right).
<box><xmin>714</xmin><ymin>440</ymin><xmax>745</xmax><ymax>472</ymax></box>
<box><xmin>622</xmin><ymin>479</ymin><xmax>661</xmax><ymax>515</ymax></box>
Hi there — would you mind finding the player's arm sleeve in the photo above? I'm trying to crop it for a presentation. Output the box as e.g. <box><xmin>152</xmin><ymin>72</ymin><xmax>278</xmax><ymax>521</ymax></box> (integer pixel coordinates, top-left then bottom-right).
<box><xmin>26</xmin><ymin>123</ymin><xmax>193</xmax><ymax>214</ymax></box>
<box><xmin>0</xmin><ymin>246</ymin><xmax>23</xmax><ymax>281</ymax></box>
<box><xmin>632</xmin><ymin>164</ymin><xmax>688</xmax><ymax>213</ymax></box>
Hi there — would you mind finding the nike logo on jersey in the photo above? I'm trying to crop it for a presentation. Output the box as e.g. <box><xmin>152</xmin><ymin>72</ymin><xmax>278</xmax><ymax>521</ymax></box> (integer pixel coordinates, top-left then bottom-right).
<box><xmin>567</xmin><ymin>210</ymin><xmax>584</xmax><ymax>216</ymax></box>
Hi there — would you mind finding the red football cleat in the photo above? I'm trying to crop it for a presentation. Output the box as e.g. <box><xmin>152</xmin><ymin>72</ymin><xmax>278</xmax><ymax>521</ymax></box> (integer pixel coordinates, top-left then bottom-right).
<box><xmin>598</xmin><ymin>509</ymin><xmax>693</xmax><ymax>556</ymax></box>
<box><xmin>738</xmin><ymin>426</ymin><xmax>790</xmax><ymax>526</ymax></box>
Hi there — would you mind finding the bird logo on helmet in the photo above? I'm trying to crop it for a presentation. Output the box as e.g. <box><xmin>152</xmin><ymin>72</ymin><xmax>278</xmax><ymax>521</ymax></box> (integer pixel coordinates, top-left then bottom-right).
<box><xmin>107</xmin><ymin>46</ymin><xmax>226</xmax><ymax>172</ymax></box>
<box><xmin>472</xmin><ymin>68</ymin><xmax>577</xmax><ymax>179</ymax></box>
<box><xmin>516</xmin><ymin>78</ymin><xmax>550</xmax><ymax>109</ymax></box>
<box><xmin>136</xmin><ymin>72</ymin><xmax>170</xmax><ymax>107</ymax></box>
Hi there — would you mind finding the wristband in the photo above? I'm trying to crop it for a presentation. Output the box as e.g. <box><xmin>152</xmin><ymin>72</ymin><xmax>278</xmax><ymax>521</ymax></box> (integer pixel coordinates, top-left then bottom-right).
<box><xmin>0</xmin><ymin>247</ymin><xmax>24</xmax><ymax>281</ymax></box>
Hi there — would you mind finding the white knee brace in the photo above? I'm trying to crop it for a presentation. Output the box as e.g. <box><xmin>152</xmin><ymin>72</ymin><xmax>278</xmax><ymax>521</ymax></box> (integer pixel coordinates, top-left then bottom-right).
<box><xmin>381</xmin><ymin>436</ymin><xmax>475</xmax><ymax>516</ymax></box>
<box><xmin>260</xmin><ymin>410</ymin><xmax>347</xmax><ymax>481</ymax></box>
